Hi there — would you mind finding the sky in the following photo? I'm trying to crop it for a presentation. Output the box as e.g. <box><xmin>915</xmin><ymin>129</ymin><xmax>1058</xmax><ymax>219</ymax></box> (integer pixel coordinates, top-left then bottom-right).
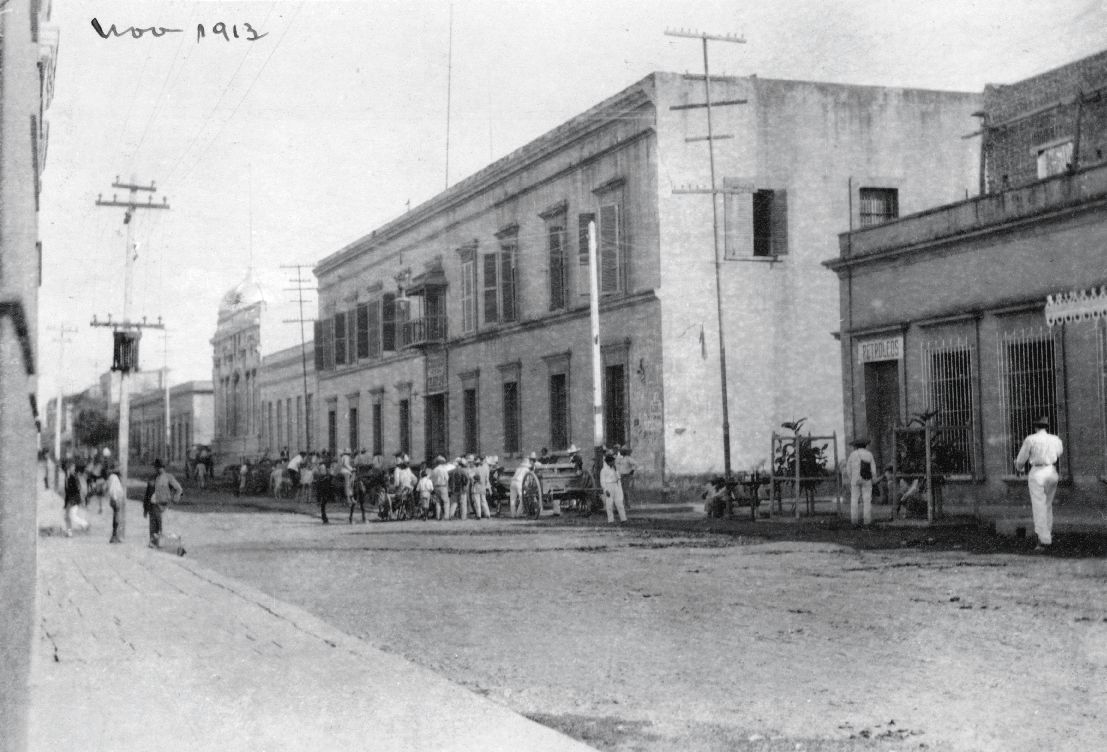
<box><xmin>38</xmin><ymin>0</ymin><xmax>1106</xmax><ymax>403</ymax></box>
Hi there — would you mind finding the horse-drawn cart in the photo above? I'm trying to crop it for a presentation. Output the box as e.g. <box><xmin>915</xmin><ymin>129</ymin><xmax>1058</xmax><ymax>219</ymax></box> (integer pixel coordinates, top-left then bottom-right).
<box><xmin>493</xmin><ymin>454</ymin><xmax>603</xmax><ymax>518</ymax></box>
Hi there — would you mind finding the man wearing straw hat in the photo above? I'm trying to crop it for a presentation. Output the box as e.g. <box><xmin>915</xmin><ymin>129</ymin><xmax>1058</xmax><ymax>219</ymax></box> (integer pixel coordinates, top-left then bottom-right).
<box><xmin>1015</xmin><ymin>416</ymin><xmax>1064</xmax><ymax>553</ymax></box>
<box><xmin>846</xmin><ymin>437</ymin><xmax>876</xmax><ymax>527</ymax></box>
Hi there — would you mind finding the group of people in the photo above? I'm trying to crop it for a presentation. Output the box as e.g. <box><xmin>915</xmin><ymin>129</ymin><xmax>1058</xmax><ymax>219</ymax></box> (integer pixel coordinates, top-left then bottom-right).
<box><xmin>57</xmin><ymin>448</ymin><xmax>184</xmax><ymax>550</ymax></box>
<box><xmin>258</xmin><ymin>442</ymin><xmax>641</xmax><ymax>526</ymax></box>
<box><xmin>845</xmin><ymin>417</ymin><xmax>1064</xmax><ymax>551</ymax></box>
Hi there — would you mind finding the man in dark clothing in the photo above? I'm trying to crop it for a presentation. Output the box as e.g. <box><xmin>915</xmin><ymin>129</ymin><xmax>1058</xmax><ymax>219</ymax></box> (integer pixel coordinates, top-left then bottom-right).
<box><xmin>314</xmin><ymin>461</ymin><xmax>332</xmax><ymax>524</ymax></box>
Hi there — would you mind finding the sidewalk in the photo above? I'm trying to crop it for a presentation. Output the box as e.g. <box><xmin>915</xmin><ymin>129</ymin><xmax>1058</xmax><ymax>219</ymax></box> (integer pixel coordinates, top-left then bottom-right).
<box><xmin>30</xmin><ymin>488</ymin><xmax>595</xmax><ymax>752</ymax></box>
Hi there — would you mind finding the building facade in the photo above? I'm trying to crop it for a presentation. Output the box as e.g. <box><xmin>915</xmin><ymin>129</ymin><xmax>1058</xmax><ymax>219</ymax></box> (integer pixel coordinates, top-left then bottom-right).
<box><xmin>2</xmin><ymin>1</ymin><xmax>58</xmax><ymax>747</ymax></box>
<box><xmin>827</xmin><ymin>50</ymin><xmax>1107</xmax><ymax>509</ymax></box>
<box><xmin>311</xmin><ymin>72</ymin><xmax>980</xmax><ymax>494</ymax></box>
<box><xmin>210</xmin><ymin>270</ymin><xmax>266</xmax><ymax>463</ymax></box>
<box><xmin>129</xmin><ymin>381</ymin><xmax>214</xmax><ymax>468</ymax></box>
<box><xmin>259</xmin><ymin>342</ymin><xmax>317</xmax><ymax>456</ymax></box>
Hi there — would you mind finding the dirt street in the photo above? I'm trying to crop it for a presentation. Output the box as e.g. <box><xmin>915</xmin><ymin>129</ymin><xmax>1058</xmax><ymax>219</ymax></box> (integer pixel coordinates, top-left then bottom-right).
<box><xmin>159</xmin><ymin>488</ymin><xmax>1107</xmax><ymax>752</ymax></box>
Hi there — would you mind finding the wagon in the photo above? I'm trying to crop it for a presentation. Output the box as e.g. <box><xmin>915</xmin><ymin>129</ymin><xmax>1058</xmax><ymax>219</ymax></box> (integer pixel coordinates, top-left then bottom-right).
<box><xmin>492</xmin><ymin>454</ymin><xmax>603</xmax><ymax>518</ymax></box>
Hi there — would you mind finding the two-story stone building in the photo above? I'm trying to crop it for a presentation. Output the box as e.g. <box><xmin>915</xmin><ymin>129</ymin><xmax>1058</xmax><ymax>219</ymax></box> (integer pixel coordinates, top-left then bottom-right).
<box><xmin>311</xmin><ymin>71</ymin><xmax>980</xmax><ymax>495</ymax></box>
<box><xmin>827</xmin><ymin>50</ymin><xmax>1107</xmax><ymax>509</ymax></box>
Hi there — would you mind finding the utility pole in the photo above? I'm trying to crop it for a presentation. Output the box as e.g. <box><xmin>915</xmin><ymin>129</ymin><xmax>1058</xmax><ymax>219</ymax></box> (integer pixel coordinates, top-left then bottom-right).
<box><xmin>163</xmin><ymin>329</ymin><xmax>171</xmax><ymax>463</ymax></box>
<box><xmin>281</xmin><ymin>264</ymin><xmax>315</xmax><ymax>451</ymax></box>
<box><xmin>587</xmin><ymin>220</ymin><xmax>605</xmax><ymax>483</ymax></box>
<box><xmin>666</xmin><ymin>28</ymin><xmax>747</xmax><ymax>517</ymax></box>
<box><xmin>50</xmin><ymin>324</ymin><xmax>78</xmax><ymax>487</ymax></box>
<box><xmin>92</xmin><ymin>176</ymin><xmax>169</xmax><ymax>539</ymax></box>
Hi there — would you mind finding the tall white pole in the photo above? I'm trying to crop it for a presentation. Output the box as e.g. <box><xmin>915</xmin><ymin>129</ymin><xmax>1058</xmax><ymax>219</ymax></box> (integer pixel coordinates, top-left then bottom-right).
<box><xmin>588</xmin><ymin>221</ymin><xmax>603</xmax><ymax>449</ymax></box>
<box><xmin>163</xmin><ymin>330</ymin><xmax>170</xmax><ymax>464</ymax></box>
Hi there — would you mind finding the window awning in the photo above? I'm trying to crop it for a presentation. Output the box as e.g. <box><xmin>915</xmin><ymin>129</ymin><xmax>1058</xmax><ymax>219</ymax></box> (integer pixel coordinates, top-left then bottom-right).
<box><xmin>406</xmin><ymin>269</ymin><xmax>448</xmax><ymax>296</ymax></box>
<box><xmin>1045</xmin><ymin>285</ymin><xmax>1107</xmax><ymax>326</ymax></box>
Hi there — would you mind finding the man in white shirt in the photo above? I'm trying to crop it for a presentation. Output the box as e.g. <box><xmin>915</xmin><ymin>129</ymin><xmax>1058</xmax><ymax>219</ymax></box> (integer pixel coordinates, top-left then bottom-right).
<box><xmin>846</xmin><ymin>437</ymin><xmax>876</xmax><ymax>527</ymax></box>
<box><xmin>600</xmin><ymin>452</ymin><xmax>627</xmax><ymax>523</ymax></box>
<box><xmin>1015</xmin><ymin>416</ymin><xmax>1064</xmax><ymax>552</ymax></box>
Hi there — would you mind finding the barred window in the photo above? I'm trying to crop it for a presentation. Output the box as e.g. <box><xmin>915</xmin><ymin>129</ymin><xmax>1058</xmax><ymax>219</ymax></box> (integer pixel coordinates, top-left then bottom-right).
<box><xmin>463</xmin><ymin>388</ymin><xmax>479</xmax><ymax>455</ymax></box>
<box><xmin>372</xmin><ymin>399</ymin><xmax>383</xmax><ymax>456</ymax></box>
<box><xmin>577</xmin><ymin>212</ymin><xmax>595</xmax><ymax>297</ymax></box>
<box><xmin>548</xmin><ymin>219</ymin><xmax>567</xmax><ymax>311</ymax></box>
<box><xmin>348</xmin><ymin>407</ymin><xmax>358</xmax><ymax>453</ymax></box>
<box><xmin>921</xmin><ymin>338</ymin><xmax>976</xmax><ymax>475</ymax></box>
<box><xmin>356</xmin><ymin>303</ymin><xmax>369</xmax><ymax>359</ymax></box>
<box><xmin>859</xmin><ymin>188</ymin><xmax>898</xmax><ymax>227</ymax></box>
<box><xmin>599</xmin><ymin>203</ymin><xmax>622</xmax><ymax>293</ymax></box>
<box><xmin>461</xmin><ymin>258</ymin><xmax>476</xmax><ymax>333</ymax></box>
<box><xmin>997</xmin><ymin>325</ymin><xmax>1059</xmax><ymax>466</ymax></box>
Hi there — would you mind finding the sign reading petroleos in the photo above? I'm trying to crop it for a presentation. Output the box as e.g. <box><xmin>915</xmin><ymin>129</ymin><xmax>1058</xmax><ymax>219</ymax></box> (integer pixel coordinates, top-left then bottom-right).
<box><xmin>858</xmin><ymin>335</ymin><xmax>903</xmax><ymax>363</ymax></box>
<box><xmin>425</xmin><ymin>350</ymin><xmax>448</xmax><ymax>395</ymax></box>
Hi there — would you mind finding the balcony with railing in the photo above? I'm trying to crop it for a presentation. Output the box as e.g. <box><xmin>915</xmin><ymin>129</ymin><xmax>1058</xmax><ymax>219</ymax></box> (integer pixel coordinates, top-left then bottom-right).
<box><xmin>402</xmin><ymin>315</ymin><xmax>448</xmax><ymax>348</ymax></box>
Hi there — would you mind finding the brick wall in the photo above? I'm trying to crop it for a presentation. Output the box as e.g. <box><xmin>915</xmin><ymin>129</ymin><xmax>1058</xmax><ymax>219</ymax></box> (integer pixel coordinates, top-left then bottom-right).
<box><xmin>985</xmin><ymin>49</ymin><xmax>1107</xmax><ymax>191</ymax></box>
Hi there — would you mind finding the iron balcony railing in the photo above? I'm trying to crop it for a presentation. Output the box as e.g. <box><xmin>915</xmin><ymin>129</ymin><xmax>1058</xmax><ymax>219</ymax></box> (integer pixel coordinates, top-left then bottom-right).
<box><xmin>402</xmin><ymin>315</ymin><xmax>448</xmax><ymax>347</ymax></box>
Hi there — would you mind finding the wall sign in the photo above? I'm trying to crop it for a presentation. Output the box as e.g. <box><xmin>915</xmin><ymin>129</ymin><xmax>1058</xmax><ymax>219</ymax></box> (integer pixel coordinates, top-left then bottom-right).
<box><xmin>857</xmin><ymin>335</ymin><xmax>903</xmax><ymax>363</ymax></box>
<box><xmin>425</xmin><ymin>350</ymin><xmax>448</xmax><ymax>395</ymax></box>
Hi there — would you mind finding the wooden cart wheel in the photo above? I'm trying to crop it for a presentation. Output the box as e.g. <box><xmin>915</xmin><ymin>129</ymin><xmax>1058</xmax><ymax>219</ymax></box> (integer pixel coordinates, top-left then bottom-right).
<box><xmin>521</xmin><ymin>470</ymin><xmax>543</xmax><ymax>519</ymax></box>
<box><xmin>576</xmin><ymin>471</ymin><xmax>598</xmax><ymax>517</ymax></box>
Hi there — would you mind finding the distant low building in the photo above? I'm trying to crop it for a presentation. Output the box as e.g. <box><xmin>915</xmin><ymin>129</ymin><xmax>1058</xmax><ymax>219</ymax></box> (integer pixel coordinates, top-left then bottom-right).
<box><xmin>259</xmin><ymin>342</ymin><xmax>317</xmax><ymax>456</ymax></box>
<box><xmin>129</xmin><ymin>381</ymin><xmax>214</xmax><ymax>469</ymax></box>
<box><xmin>827</xmin><ymin>49</ymin><xmax>1107</xmax><ymax>509</ymax></box>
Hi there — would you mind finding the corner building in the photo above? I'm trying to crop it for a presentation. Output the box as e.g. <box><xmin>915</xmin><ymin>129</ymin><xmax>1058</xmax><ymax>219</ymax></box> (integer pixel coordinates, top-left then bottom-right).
<box><xmin>827</xmin><ymin>50</ymin><xmax>1107</xmax><ymax>509</ymax></box>
<box><xmin>314</xmin><ymin>72</ymin><xmax>979</xmax><ymax>496</ymax></box>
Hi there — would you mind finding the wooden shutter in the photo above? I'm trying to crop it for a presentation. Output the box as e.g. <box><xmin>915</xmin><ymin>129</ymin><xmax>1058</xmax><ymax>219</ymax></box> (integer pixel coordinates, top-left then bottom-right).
<box><xmin>548</xmin><ymin>223</ymin><xmax>566</xmax><ymax>310</ymax></box>
<box><xmin>347</xmin><ymin>307</ymin><xmax>357</xmax><ymax>361</ymax></box>
<box><xmin>356</xmin><ymin>303</ymin><xmax>369</xmax><ymax>359</ymax></box>
<box><xmin>368</xmin><ymin>299</ymin><xmax>381</xmax><ymax>357</ymax></box>
<box><xmin>771</xmin><ymin>189</ymin><xmax>789</xmax><ymax>256</ymax></box>
<box><xmin>599</xmin><ymin>204</ymin><xmax>619</xmax><ymax>294</ymax></box>
<box><xmin>483</xmin><ymin>253</ymin><xmax>499</xmax><ymax>324</ymax></box>
<box><xmin>500</xmin><ymin>246</ymin><xmax>516</xmax><ymax>322</ymax></box>
<box><xmin>382</xmin><ymin>293</ymin><xmax>396</xmax><ymax>351</ymax></box>
<box><xmin>313</xmin><ymin>320</ymin><xmax>325</xmax><ymax>370</ymax></box>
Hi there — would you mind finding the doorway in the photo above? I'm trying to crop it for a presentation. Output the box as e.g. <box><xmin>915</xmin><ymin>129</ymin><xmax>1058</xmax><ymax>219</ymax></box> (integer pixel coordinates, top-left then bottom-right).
<box><xmin>425</xmin><ymin>394</ymin><xmax>448</xmax><ymax>460</ymax></box>
<box><xmin>864</xmin><ymin>360</ymin><xmax>900</xmax><ymax>471</ymax></box>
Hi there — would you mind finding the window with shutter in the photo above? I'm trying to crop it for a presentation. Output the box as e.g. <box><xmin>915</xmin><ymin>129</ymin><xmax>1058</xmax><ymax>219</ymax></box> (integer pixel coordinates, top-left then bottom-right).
<box><xmin>500</xmin><ymin>243</ymin><xmax>517</xmax><ymax>322</ymax></box>
<box><xmin>771</xmin><ymin>189</ymin><xmax>789</xmax><ymax>255</ymax></box>
<box><xmin>577</xmin><ymin>212</ymin><xmax>595</xmax><ymax>297</ymax></box>
<box><xmin>502</xmin><ymin>381</ymin><xmax>520</xmax><ymax>454</ymax></box>
<box><xmin>547</xmin><ymin>220</ymin><xmax>567</xmax><ymax>310</ymax></box>
<box><xmin>368</xmin><ymin>300</ymin><xmax>381</xmax><ymax>357</ymax></box>
<box><xmin>752</xmin><ymin>190</ymin><xmax>775</xmax><ymax>257</ymax></box>
<box><xmin>333</xmin><ymin>312</ymin><xmax>347</xmax><ymax>365</ymax></box>
<box><xmin>483</xmin><ymin>253</ymin><xmax>499</xmax><ymax>324</ymax></box>
<box><xmin>356</xmin><ymin>303</ymin><xmax>369</xmax><ymax>359</ymax></box>
<box><xmin>347</xmin><ymin>307</ymin><xmax>357</xmax><ymax>362</ymax></box>
<box><xmin>599</xmin><ymin>203</ymin><xmax>620</xmax><ymax>294</ymax></box>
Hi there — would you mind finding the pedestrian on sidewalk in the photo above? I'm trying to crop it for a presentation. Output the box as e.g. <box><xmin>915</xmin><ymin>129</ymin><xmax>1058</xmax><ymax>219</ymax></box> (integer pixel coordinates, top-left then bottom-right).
<box><xmin>148</xmin><ymin>459</ymin><xmax>183</xmax><ymax>548</ymax></box>
<box><xmin>417</xmin><ymin>467</ymin><xmax>434</xmax><ymax>520</ymax></box>
<box><xmin>429</xmin><ymin>456</ymin><xmax>450</xmax><ymax>520</ymax></box>
<box><xmin>62</xmin><ymin>462</ymin><xmax>85</xmax><ymax>537</ymax></box>
<box><xmin>600</xmin><ymin>452</ymin><xmax>627</xmax><ymax>523</ymax></box>
<box><xmin>106</xmin><ymin>465</ymin><xmax>126</xmax><ymax>543</ymax></box>
<box><xmin>846</xmin><ymin>437</ymin><xmax>876</xmax><ymax>526</ymax></box>
<box><xmin>1015</xmin><ymin>416</ymin><xmax>1064</xmax><ymax>553</ymax></box>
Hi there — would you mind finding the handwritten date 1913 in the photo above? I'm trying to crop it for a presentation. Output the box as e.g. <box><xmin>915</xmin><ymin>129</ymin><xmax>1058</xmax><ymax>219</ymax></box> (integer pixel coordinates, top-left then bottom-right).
<box><xmin>197</xmin><ymin>23</ymin><xmax>268</xmax><ymax>42</ymax></box>
<box><xmin>90</xmin><ymin>19</ymin><xmax>268</xmax><ymax>43</ymax></box>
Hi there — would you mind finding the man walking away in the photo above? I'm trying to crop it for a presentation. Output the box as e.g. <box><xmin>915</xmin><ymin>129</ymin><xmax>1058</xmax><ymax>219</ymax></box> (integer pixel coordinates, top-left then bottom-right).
<box><xmin>148</xmin><ymin>459</ymin><xmax>183</xmax><ymax>549</ymax></box>
<box><xmin>448</xmin><ymin>458</ymin><xmax>470</xmax><ymax>520</ymax></box>
<box><xmin>1015</xmin><ymin>416</ymin><xmax>1064</xmax><ymax>553</ymax></box>
<box><xmin>846</xmin><ymin>438</ymin><xmax>876</xmax><ymax>527</ymax></box>
<box><xmin>471</xmin><ymin>455</ymin><xmax>492</xmax><ymax>519</ymax></box>
<box><xmin>106</xmin><ymin>465</ymin><xmax>126</xmax><ymax>543</ymax></box>
<box><xmin>429</xmin><ymin>456</ymin><xmax>450</xmax><ymax>520</ymax></box>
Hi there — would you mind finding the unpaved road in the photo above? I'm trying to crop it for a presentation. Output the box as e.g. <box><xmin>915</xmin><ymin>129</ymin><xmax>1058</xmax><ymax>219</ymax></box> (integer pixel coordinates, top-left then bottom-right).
<box><xmin>166</xmin><ymin>490</ymin><xmax>1107</xmax><ymax>752</ymax></box>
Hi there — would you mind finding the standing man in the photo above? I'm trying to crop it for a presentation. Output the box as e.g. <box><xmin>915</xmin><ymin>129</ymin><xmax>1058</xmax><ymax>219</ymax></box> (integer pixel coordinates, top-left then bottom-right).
<box><xmin>148</xmin><ymin>459</ymin><xmax>183</xmax><ymax>549</ymax></box>
<box><xmin>600</xmin><ymin>452</ymin><xmax>627</xmax><ymax>524</ymax></box>
<box><xmin>106</xmin><ymin>465</ymin><xmax>126</xmax><ymax>544</ymax></box>
<box><xmin>846</xmin><ymin>437</ymin><xmax>876</xmax><ymax>527</ymax></box>
<box><xmin>470</xmin><ymin>455</ymin><xmax>492</xmax><ymax>519</ymax></box>
<box><xmin>509</xmin><ymin>452</ymin><xmax>537</xmax><ymax>518</ymax></box>
<box><xmin>1015</xmin><ymin>416</ymin><xmax>1064</xmax><ymax>553</ymax></box>
<box><xmin>429</xmin><ymin>456</ymin><xmax>450</xmax><ymax>520</ymax></box>
<box><xmin>615</xmin><ymin>446</ymin><xmax>639</xmax><ymax>511</ymax></box>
